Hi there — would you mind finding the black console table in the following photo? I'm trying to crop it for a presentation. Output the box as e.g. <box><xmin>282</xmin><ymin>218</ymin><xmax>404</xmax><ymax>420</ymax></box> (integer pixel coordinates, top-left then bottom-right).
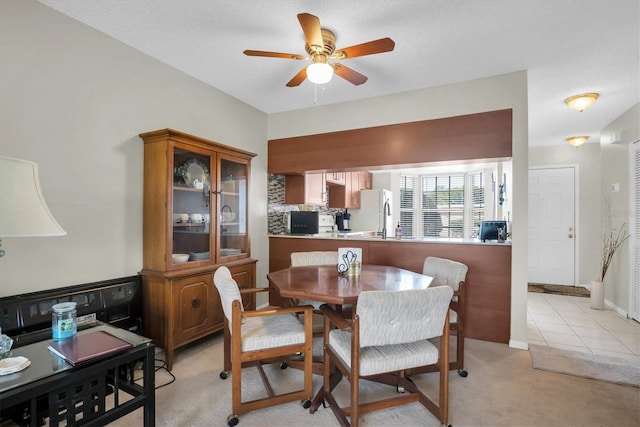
<box><xmin>0</xmin><ymin>323</ymin><xmax>155</xmax><ymax>426</ymax></box>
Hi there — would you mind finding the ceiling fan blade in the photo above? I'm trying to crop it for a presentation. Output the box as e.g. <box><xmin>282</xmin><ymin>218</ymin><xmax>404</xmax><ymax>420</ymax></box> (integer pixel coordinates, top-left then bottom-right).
<box><xmin>332</xmin><ymin>37</ymin><xmax>395</xmax><ymax>60</ymax></box>
<box><xmin>243</xmin><ymin>50</ymin><xmax>305</xmax><ymax>60</ymax></box>
<box><xmin>286</xmin><ymin>67</ymin><xmax>308</xmax><ymax>87</ymax></box>
<box><xmin>297</xmin><ymin>13</ymin><xmax>323</xmax><ymax>52</ymax></box>
<box><xmin>332</xmin><ymin>63</ymin><xmax>368</xmax><ymax>85</ymax></box>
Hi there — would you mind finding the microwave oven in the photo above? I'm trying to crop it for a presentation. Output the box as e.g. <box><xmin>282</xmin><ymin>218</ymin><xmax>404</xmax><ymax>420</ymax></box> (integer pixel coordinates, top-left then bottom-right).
<box><xmin>479</xmin><ymin>220</ymin><xmax>507</xmax><ymax>242</ymax></box>
<box><xmin>285</xmin><ymin>211</ymin><xmax>319</xmax><ymax>235</ymax></box>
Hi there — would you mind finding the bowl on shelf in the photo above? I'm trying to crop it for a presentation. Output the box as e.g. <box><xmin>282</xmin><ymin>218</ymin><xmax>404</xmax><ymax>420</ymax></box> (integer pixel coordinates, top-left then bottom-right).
<box><xmin>172</xmin><ymin>253</ymin><xmax>189</xmax><ymax>264</ymax></box>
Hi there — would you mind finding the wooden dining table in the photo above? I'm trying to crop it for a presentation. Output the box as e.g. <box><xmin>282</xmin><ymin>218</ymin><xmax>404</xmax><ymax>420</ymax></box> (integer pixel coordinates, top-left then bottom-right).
<box><xmin>267</xmin><ymin>264</ymin><xmax>435</xmax><ymax>413</ymax></box>
<box><xmin>267</xmin><ymin>264</ymin><xmax>434</xmax><ymax>308</ymax></box>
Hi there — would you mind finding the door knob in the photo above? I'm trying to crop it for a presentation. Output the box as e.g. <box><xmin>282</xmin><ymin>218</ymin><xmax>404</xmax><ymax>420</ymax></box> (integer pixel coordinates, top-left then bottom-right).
<box><xmin>568</xmin><ymin>234</ymin><xmax>573</xmax><ymax>238</ymax></box>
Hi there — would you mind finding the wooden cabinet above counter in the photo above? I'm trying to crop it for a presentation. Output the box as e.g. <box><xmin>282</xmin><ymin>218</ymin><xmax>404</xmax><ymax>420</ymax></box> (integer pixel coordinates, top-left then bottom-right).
<box><xmin>284</xmin><ymin>171</ymin><xmax>372</xmax><ymax>207</ymax></box>
<box><xmin>325</xmin><ymin>172</ymin><xmax>346</xmax><ymax>186</ymax></box>
<box><xmin>284</xmin><ymin>173</ymin><xmax>325</xmax><ymax>205</ymax></box>
<box><xmin>327</xmin><ymin>171</ymin><xmax>372</xmax><ymax>209</ymax></box>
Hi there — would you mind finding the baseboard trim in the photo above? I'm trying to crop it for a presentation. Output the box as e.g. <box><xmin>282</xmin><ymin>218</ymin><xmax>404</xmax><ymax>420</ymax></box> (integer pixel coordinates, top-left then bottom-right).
<box><xmin>509</xmin><ymin>339</ymin><xmax>528</xmax><ymax>350</ymax></box>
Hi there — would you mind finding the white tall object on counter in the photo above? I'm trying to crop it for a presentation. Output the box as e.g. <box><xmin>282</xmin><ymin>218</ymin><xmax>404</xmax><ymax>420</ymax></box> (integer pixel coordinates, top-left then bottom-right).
<box><xmin>350</xmin><ymin>189</ymin><xmax>393</xmax><ymax>236</ymax></box>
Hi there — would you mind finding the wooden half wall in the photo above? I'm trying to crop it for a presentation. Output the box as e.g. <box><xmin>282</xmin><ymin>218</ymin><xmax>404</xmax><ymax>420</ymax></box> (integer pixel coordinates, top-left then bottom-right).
<box><xmin>268</xmin><ymin>109</ymin><xmax>512</xmax><ymax>174</ymax></box>
<box><xmin>269</xmin><ymin>237</ymin><xmax>512</xmax><ymax>344</ymax></box>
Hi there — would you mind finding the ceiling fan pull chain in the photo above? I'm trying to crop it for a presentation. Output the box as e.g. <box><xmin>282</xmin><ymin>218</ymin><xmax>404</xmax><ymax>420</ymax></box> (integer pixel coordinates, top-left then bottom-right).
<box><xmin>312</xmin><ymin>84</ymin><xmax>327</xmax><ymax>105</ymax></box>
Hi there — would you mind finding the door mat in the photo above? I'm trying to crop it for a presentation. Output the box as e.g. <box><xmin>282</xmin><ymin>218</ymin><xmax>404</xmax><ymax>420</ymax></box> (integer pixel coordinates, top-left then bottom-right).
<box><xmin>529</xmin><ymin>344</ymin><xmax>640</xmax><ymax>388</ymax></box>
<box><xmin>528</xmin><ymin>283</ymin><xmax>590</xmax><ymax>297</ymax></box>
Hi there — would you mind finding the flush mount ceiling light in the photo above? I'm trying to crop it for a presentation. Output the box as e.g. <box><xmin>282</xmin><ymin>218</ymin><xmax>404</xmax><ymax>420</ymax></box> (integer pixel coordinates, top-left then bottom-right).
<box><xmin>564</xmin><ymin>93</ymin><xmax>599</xmax><ymax>112</ymax></box>
<box><xmin>566</xmin><ymin>135</ymin><xmax>589</xmax><ymax>147</ymax></box>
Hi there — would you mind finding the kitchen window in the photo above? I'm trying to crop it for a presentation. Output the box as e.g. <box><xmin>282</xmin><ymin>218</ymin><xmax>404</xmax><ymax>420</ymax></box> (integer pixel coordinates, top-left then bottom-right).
<box><xmin>400</xmin><ymin>172</ymin><xmax>485</xmax><ymax>239</ymax></box>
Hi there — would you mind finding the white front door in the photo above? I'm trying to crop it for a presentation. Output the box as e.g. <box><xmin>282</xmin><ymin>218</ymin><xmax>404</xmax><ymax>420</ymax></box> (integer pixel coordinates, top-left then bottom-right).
<box><xmin>528</xmin><ymin>167</ymin><xmax>576</xmax><ymax>285</ymax></box>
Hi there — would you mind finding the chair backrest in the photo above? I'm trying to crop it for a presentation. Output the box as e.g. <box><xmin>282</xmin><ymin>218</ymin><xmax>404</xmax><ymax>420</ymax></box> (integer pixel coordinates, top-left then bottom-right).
<box><xmin>290</xmin><ymin>251</ymin><xmax>338</xmax><ymax>267</ymax></box>
<box><xmin>213</xmin><ymin>266</ymin><xmax>243</xmax><ymax>330</ymax></box>
<box><xmin>422</xmin><ymin>256</ymin><xmax>468</xmax><ymax>291</ymax></box>
<box><xmin>356</xmin><ymin>286</ymin><xmax>453</xmax><ymax>347</ymax></box>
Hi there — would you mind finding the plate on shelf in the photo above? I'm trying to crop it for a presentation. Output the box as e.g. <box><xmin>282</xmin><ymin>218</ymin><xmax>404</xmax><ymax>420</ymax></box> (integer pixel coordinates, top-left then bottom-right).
<box><xmin>175</xmin><ymin>159</ymin><xmax>209</xmax><ymax>188</ymax></box>
<box><xmin>189</xmin><ymin>252</ymin><xmax>211</xmax><ymax>261</ymax></box>
<box><xmin>220</xmin><ymin>248</ymin><xmax>242</xmax><ymax>256</ymax></box>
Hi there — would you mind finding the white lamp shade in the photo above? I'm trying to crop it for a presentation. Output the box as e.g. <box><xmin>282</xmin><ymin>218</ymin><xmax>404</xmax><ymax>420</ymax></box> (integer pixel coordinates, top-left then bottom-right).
<box><xmin>306</xmin><ymin>62</ymin><xmax>333</xmax><ymax>84</ymax></box>
<box><xmin>0</xmin><ymin>156</ymin><xmax>66</xmax><ymax>237</ymax></box>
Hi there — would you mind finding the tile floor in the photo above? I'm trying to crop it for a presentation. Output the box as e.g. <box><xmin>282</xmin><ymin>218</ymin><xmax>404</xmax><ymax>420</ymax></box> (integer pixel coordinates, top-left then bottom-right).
<box><xmin>527</xmin><ymin>291</ymin><xmax>640</xmax><ymax>361</ymax></box>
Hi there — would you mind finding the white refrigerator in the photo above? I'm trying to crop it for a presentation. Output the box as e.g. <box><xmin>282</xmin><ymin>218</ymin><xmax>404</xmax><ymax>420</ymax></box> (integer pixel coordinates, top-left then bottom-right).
<box><xmin>350</xmin><ymin>189</ymin><xmax>393</xmax><ymax>235</ymax></box>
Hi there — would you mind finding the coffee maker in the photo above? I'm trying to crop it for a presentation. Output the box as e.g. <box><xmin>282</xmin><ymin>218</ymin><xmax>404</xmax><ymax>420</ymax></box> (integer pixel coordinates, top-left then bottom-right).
<box><xmin>335</xmin><ymin>209</ymin><xmax>351</xmax><ymax>232</ymax></box>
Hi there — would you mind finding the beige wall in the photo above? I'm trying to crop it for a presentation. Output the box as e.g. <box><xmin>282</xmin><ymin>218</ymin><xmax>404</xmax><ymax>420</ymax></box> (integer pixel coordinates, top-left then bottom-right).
<box><xmin>600</xmin><ymin>104</ymin><xmax>639</xmax><ymax>310</ymax></box>
<box><xmin>0</xmin><ymin>0</ymin><xmax>269</xmax><ymax>295</ymax></box>
<box><xmin>529</xmin><ymin>103</ymin><xmax>639</xmax><ymax>314</ymax></box>
<box><xmin>2</xmin><ymin>1</ymin><xmax>530</xmax><ymax>346</ymax></box>
<box><xmin>268</xmin><ymin>72</ymin><xmax>531</xmax><ymax>347</ymax></box>
<box><xmin>528</xmin><ymin>143</ymin><xmax>602</xmax><ymax>284</ymax></box>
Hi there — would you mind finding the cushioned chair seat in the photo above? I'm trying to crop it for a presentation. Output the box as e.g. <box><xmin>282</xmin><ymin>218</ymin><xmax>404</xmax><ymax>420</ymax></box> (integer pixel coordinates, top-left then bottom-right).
<box><xmin>328</xmin><ymin>330</ymin><xmax>439</xmax><ymax>376</ymax></box>
<box><xmin>320</xmin><ymin>286</ymin><xmax>454</xmax><ymax>426</ymax></box>
<box><xmin>213</xmin><ymin>266</ymin><xmax>313</xmax><ymax>426</ymax></box>
<box><xmin>241</xmin><ymin>314</ymin><xmax>307</xmax><ymax>352</ymax></box>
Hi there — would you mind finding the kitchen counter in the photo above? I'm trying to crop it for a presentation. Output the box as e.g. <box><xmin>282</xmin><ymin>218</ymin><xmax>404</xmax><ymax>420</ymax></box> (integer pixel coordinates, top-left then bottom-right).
<box><xmin>270</xmin><ymin>232</ymin><xmax>512</xmax><ymax>246</ymax></box>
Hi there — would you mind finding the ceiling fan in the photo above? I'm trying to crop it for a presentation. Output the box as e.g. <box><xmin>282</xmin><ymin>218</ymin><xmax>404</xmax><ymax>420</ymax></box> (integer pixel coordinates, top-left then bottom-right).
<box><xmin>243</xmin><ymin>13</ymin><xmax>395</xmax><ymax>87</ymax></box>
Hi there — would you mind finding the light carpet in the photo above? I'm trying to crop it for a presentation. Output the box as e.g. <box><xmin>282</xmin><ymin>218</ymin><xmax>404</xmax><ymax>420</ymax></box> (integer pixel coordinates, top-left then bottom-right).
<box><xmin>529</xmin><ymin>344</ymin><xmax>640</xmax><ymax>388</ymax></box>
<box><xmin>110</xmin><ymin>335</ymin><xmax>640</xmax><ymax>427</ymax></box>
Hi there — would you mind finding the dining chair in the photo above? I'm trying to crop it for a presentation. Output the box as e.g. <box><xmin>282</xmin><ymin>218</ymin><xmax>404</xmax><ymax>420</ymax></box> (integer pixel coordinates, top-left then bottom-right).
<box><xmin>320</xmin><ymin>286</ymin><xmax>454</xmax><ymax>427</ymax></box>
<box><xmin>213</xmin><ymin>266</ymin><xmax>314</xmax><ymax>426</ymax></box>
<box><xmin>420</xmin><ymin>256</ymin><xmax>469</xmax><ymax>377</ymax></box>
<box><xmin>290</xmin><ymin>251</ymin><xmax>339</xmax><ymax>309</ymax></box>
<box><xmin>289</xmin><ymin>251</ymin><xmax>339</xmax><ymax>373</ymax></box>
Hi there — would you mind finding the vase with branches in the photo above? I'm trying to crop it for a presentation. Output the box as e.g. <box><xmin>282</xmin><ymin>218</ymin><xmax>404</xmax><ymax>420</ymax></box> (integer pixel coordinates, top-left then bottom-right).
<box><xmin>597</xmin><ymin>200</ymin><xmax>630</xmax><ymax>282</ymax></box>
<box><xmin>591</xmin><ymin>198</ymin><xmax>630</xmax><ymax>309</ymax></box>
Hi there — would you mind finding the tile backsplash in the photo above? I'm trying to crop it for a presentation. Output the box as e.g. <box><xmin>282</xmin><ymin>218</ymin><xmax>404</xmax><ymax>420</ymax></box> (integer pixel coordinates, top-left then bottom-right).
<box><xmin>267</xmin><ymin>174</ymin><xmax>343</xmax><ymax>234</ymax></box>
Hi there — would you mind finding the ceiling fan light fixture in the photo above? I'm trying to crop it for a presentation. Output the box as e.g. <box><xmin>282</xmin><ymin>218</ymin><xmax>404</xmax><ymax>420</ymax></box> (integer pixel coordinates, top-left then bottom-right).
<box><xmin>306</xmin><ymin>62</ymin><xmax>333</xmax><ymax>84</ymax></box>
<box><xmin>564</xmin><ymin>93</ymin><xmax>599</xmax><ymax>112</ymax></box>
<box><xmin>566</xmin><ymin>135</ymin><xmax>589</xmax><ymax>147</ymax></box>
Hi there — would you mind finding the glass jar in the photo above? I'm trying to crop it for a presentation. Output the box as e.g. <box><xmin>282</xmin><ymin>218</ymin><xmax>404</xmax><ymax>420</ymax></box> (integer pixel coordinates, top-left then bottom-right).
<box><xmin>348</xmin><ymin>261</ymin><xmax>361</xmax><ymax>277</ymax></box>
<box><xmin>52</xmin><ymin>302</ymin><xmax>77</xmax><ymax>340</ymax></box>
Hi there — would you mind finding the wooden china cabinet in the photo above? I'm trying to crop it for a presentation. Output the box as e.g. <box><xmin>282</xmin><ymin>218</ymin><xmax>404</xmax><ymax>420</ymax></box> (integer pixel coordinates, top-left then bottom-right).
<box><xmin>139</xmin><ymin>128</ymin><xmax>257</xmax><ymax>370</ymax></box>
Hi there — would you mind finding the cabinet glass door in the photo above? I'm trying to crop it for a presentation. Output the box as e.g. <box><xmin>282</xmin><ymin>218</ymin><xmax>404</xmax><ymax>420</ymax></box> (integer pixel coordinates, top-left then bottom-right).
<box><xmin>172</xmin><ymin>148</ymin><xmax>213</xmax><ymax>265</ymax></box>
<box><xmin>218</xmin><ymin>156</ymin><xmax>248</xmax><ymax>260</ymax></box>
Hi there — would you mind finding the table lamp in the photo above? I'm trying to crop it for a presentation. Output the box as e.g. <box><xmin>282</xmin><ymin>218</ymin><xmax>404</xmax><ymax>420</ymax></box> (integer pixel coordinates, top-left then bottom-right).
<box><xmin>0</xmin><ymin>156</ymin><xmax>66</xmax><ymax>257</ymax></box>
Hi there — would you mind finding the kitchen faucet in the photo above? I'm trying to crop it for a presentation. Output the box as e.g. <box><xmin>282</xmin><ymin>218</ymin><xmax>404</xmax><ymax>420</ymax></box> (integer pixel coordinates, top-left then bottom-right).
<box><xmin>382</xmin><ymin>198</ymin><xmax>391</xmax><ymax>239</ymax></box>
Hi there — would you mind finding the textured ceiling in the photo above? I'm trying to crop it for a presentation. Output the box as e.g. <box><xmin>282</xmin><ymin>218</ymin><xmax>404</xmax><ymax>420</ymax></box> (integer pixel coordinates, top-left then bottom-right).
<box><xmin>38</xmin><ymin>0</ymin><xmax>639</xmax><ymax>147</ymax></box>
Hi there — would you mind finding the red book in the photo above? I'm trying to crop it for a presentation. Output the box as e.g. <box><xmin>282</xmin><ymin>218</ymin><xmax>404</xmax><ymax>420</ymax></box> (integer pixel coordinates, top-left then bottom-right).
<box><xmin>48</xmin><ymin>330</ymin><xmax>133</xmax><ymax>365</ymax></box>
